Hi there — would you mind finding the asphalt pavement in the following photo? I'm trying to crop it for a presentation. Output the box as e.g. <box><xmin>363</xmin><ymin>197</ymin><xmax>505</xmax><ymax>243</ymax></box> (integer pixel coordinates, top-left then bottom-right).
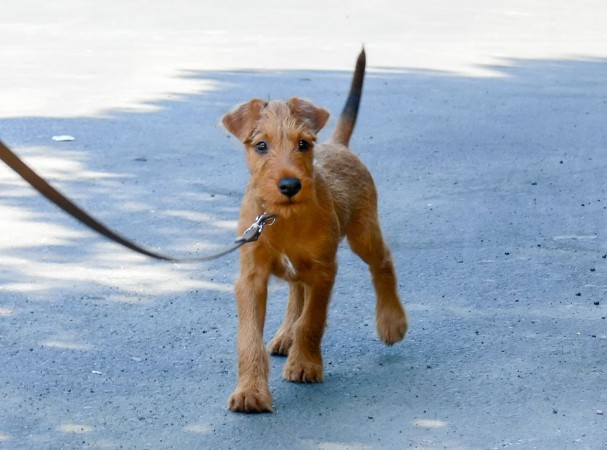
<box><xmin>1</xmin><ymin>1</ymin><xmax>606</xmax><ymax>449</ymax></box>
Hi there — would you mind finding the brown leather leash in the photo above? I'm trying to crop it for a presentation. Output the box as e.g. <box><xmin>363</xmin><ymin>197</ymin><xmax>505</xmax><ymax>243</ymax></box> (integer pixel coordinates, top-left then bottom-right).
<box><xmin>0</xmin><ymin>140</ymin><xmax>274</xmax><ymax>262</ymax></box>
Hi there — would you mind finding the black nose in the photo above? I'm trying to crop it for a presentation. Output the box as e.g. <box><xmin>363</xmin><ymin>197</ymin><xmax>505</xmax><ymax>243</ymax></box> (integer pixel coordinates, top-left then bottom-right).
<box><xmin>278</xmin><ymin>177</ymin><xmax>302</xmax><ymax>198</ymax></box>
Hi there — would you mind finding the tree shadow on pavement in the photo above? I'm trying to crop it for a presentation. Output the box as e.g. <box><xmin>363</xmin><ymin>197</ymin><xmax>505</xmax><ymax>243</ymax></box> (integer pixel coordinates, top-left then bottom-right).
<box><xmin>0</xmin><ymin>57</ymin><xmax>606</xmax><ymax>449</ymax></box>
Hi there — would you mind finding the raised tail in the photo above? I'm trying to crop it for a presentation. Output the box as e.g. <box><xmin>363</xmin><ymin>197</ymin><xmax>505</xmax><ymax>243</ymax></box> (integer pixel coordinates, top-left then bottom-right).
<box><xmin>330</xmin><ymin>48</ymin><xmax>366</xmax><ymax>146</ymax></box>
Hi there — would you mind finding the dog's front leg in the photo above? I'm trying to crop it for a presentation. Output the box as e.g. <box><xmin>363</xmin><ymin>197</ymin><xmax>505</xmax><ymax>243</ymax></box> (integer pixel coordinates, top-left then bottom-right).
<box><xmin>283</xmin><ymin>262</ymin><xmax>336</xmax><ymax>383</ymax></box>
<box><xmin>228</xmin><ymin>269</ymin><xmax>272</xmax><ymax>413</ymax></box>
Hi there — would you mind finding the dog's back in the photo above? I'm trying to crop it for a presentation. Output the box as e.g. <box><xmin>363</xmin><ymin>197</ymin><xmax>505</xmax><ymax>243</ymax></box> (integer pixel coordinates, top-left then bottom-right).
<box><xmin>314</xmin><ymin>143</ymin><xmax>376</xmax><ymax>236</ymax></box>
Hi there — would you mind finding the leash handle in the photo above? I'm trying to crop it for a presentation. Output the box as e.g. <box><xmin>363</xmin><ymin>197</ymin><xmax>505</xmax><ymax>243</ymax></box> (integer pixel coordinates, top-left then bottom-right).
<box><xmin>0</xmin><ymin>140</ymin><xmax>271</xmax><ymax>262</ymax></box>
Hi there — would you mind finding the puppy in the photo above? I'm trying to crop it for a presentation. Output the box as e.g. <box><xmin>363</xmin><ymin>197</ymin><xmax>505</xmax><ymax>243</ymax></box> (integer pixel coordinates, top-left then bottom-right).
<box><xmin>222</xmin><ymin>50</ymin><xmax>407</xmax><ymax>412</ymax></box>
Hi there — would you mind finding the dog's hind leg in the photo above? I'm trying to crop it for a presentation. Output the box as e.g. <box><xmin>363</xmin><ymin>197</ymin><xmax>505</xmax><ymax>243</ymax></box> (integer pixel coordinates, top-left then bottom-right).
<box><xmin>268</xmin><ymin>282</ymin><xmax>304</xmax><ymax>356</ymax></box>
<box><xmin>347</xmin><ymin>213</ymin><xmax>408</xmax><ymax>345</ymax></box>
<box><xmin>283</xmin><ymin>264</ymin><xmax>336</xmax><ymax>383</ymax></box>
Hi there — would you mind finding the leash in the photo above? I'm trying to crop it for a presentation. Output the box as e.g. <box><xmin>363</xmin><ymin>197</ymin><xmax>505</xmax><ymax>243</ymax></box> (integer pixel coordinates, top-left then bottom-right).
<box><xmin>0</xmin><ymin>139</ymin><xmax>274</xmax><ymax>262</ymax></box>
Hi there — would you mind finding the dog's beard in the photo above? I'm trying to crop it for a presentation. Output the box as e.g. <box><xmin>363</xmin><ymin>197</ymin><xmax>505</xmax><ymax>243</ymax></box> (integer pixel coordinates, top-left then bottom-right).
<box><xmin>255</xmin><ymin>192</ymin><xmax>310</xmax><ymax>220</ymax></box>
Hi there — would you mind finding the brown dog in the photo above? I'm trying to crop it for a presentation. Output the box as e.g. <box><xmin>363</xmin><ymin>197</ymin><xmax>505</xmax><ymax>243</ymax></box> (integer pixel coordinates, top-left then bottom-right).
<box><xmin>222</xmin><ymin>50</ymin><xmax>407</xmax><ymax>412</ymax></box>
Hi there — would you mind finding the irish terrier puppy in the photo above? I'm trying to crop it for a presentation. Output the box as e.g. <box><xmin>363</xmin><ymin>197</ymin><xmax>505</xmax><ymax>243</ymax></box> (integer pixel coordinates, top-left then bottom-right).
<box><xmin>222</xmin><ymin>49</ymin><xmax>408</xmax><ymax>413</ymax></box>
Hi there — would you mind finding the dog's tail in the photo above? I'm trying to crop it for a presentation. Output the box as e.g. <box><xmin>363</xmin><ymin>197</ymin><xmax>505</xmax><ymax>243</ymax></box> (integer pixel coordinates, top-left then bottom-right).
<box><xmin>329</xmin><ymin>48</ymin><xmax>366</xmax><ymax>146</ymax></box>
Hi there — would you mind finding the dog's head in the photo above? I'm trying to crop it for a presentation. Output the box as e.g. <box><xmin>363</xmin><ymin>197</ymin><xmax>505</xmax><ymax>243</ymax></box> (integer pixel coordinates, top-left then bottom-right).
<box><xmin>222</xmin><ymin>98</ymin><xmax>329</xmax><ymax>216</ymax></box>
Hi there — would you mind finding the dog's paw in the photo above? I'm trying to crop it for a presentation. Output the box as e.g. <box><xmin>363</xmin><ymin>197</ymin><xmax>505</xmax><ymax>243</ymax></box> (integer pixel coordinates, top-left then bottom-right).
<box><xmin>283</xmin><ymin>357</ymin><xmax>324</xmax><ymax>383</ymax></box>
<box><xmin>268</xmin><ymin>332</ymin><xmax>293</xmax><ymax>356</ymax></box>
<box><xmin>376</xmin><ymin>304</ymin><xmax>408</xmax><ymax>345</ymax></box>
<box><xmin>228</xmin><ymin>385</ymin><xmax>273</xmax><ymax>413</ymax></box>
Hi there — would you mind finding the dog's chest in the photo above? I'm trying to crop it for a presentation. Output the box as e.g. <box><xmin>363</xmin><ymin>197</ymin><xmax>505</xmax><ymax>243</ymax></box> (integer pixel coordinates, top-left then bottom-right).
<box><xmin>279</xmin><ymin>254</ymin><xmax>297</xmax><ymax>278</ymax></box>
<box><xmin>271</xmin><ymin>251</ymin><xmax>310</xmax><ymax>281</ymax></box>
<box><xmin>269</xmin><ymin>253</ymin><xmax>299</xmax><ymax>281</ymax></box>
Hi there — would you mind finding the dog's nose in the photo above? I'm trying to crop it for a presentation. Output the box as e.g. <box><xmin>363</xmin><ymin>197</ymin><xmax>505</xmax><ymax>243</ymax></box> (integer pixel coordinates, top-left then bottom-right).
<box><xmin>278</xmin><ymin>177</ymin><xmax>302</xmax><ymax>198</ymax></box>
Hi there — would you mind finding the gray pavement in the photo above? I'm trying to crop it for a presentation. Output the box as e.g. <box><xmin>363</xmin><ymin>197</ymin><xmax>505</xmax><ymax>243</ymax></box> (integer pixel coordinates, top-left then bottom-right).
<box><xmin>1</xmin><ymin>1</ymin><xmax>606</xmax><ymax>449</ymax></box>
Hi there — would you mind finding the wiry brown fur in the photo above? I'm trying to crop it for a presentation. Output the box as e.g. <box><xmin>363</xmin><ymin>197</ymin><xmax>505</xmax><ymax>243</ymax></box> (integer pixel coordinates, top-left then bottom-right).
<box><xmin>222</xmin><ymin>50</ymin><xmax>408</xmax><ymax>413</ymax></box>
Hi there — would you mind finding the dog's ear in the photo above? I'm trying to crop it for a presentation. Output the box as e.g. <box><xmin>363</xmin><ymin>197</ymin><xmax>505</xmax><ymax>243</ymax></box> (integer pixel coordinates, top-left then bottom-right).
<box><xmin>222</xmin><ymin>99</ymin><xmax>267</xmax><ymax>143</ymax></box>
<box><xmin>287</xmin><ymin>97</ymin><xmax>330</xmax><ymax>133</ymax></box>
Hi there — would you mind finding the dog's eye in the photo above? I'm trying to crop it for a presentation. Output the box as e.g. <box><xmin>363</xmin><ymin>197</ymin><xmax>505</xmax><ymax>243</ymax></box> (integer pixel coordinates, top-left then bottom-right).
<box><xmin>255</xmin><ymin>141</ymin><xmax>268</xmax><ymax>154</ymax></box>
<box><xmin>298</xmin><ymin>140</ymin><xmax>310</xmax><ymax>152</ymax></box>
